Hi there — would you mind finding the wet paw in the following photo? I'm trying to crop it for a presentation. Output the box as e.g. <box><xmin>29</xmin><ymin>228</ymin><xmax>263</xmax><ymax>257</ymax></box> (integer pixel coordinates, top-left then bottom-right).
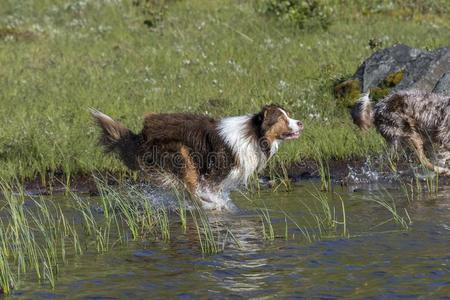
<box><xmin>435</xmin><ymin>167</ymin><xmax>450</xmax><ymax>176</ymax></box>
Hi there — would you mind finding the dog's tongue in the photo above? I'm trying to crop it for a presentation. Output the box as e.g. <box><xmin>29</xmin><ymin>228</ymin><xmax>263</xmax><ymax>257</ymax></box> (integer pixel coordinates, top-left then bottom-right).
<box><xmin>285</xmin><ymin>131</ymin><xmax>300</xmax><ymax>139</ymax></box>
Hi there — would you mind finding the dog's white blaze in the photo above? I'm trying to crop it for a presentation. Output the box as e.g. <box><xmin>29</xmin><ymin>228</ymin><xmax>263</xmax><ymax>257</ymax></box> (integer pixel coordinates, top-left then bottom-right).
<box><xmin>278</xmin><ymin>108</ymin><xmax>300</xmax><ymax>132</ymax></box>
<box><xmin>359</xmin><ymin>92</ymin><xmax>371</xmax><ymax>105</ymax></box>
<box><xmin>357</xmin><ymin>92</ymin><xmax>373</xmax><ymax>114</ymax></box>
<box><xmin>218</xmin><ymin>115</ymin><xmax>267</xmax><ymax>190</ymax></box>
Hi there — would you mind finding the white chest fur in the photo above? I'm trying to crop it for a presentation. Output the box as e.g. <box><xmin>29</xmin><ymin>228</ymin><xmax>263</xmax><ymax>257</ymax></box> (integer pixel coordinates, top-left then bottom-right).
<box><xmin>217</xmin><ymin>115</ymin><xmax>281</xmax><ymax>191</ymax></box>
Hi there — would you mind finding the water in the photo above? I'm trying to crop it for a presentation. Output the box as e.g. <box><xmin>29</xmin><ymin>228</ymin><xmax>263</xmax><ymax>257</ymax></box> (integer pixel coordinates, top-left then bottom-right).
<box><xmin>3</xmin><ymin>182</ymin><xmax>450</xmax><ymax>299</ymax></box>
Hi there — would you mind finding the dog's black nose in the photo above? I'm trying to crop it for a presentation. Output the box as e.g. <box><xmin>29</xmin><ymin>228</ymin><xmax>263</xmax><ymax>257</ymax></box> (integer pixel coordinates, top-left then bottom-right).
<box><xmin>297</xmin><ymin>121</ymin><xmax>304</xmax><ymax>129</ymax></box>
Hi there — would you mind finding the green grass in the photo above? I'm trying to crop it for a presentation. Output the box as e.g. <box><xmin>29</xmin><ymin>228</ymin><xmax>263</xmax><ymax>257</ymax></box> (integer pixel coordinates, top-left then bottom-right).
<box><xmin>0</xmin><ymin>0</ymin><xmax>449</xmax><ymax>182</ymax></box>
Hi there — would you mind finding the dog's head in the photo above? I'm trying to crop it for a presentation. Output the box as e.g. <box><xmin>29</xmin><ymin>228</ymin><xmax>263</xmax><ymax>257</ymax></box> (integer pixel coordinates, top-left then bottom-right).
<box><xmin>257</xmin><ymin>104</ymin><xmax>303</xmax><ymax>141</ymax></box>
<box><xmin>351</xmin><ymin>92</ymin><xmax>374</xmax><ymax>131</ymax></box>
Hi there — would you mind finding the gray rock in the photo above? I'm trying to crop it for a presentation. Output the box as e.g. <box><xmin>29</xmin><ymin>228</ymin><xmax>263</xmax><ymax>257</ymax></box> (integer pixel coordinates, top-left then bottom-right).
<box><xmin>433</xmin><ymin>73</ymin><xmax>450</xmax><ymax>96</ymax></box>
<box><xmin>352</xmin><ymin>44</ymin><xmax>450</xmax><ymax>96</ymax></box>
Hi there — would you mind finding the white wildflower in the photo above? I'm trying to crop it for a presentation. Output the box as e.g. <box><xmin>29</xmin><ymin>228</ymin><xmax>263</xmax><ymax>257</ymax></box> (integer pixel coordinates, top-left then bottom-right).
<box><xmin>278</xmin><ymin>80</ymin><xmax>289</xmax><ymax>90</ymax></box>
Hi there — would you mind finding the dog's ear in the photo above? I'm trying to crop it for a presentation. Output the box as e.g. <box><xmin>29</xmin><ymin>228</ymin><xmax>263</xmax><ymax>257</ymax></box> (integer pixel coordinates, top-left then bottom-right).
<box><xmin>255</xmin><ymin>105</ymin><xmax>269</xmax><ymax>124</ymax></box>
<box><xmin>260</xmin><ymin>104</ymin><xmax>283</xmax><ymax>129</ymax></box>
<box><xmin>260</xmin><ymin>105</ymin><xmax>271</xmax><ymax>118</ymax></box>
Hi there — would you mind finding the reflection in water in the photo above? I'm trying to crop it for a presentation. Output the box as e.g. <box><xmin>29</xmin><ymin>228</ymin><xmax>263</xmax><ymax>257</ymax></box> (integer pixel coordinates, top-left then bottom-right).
<box><xmin>206</xmin><ymin>214</ymin><xmax>271</xmax><ymax>293</ymax></box>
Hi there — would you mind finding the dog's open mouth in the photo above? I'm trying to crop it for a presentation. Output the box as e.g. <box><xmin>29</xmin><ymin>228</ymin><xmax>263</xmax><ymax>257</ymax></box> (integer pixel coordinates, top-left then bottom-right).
<box><xmin>281</xmin><ymin>131</ymin><xmax>300</xmax><ymax>140</ymax></box>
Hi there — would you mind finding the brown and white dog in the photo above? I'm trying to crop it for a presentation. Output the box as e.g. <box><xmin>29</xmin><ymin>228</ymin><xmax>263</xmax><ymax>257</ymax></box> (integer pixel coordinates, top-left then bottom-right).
<box><xmin>351</xmin><ymin>89</ymin><xmax>450</xmax><ymax>175</ymax></box>
<box><xmin>91</xmin><ymin>105</ymin><xmax>303</xmax><ymax>210</ymax></box>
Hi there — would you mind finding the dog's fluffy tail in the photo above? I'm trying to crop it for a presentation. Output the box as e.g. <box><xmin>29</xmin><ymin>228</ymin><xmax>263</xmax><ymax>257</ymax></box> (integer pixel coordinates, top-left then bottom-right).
<box><xmin>90</xmin><ymin>108</ymin><xmax>141</xmax><ymax>170</ymax></box>
<box><xmin>351</xmin><ymin>92</ymin><xmax>374</xmax><ymax>130</ymax></box>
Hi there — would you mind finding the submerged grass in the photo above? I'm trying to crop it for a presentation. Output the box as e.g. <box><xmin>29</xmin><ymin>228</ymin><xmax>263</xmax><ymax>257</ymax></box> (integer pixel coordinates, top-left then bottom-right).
<box><xmin>297</xmin><ymin>188</ymin><xmax>349</xmax><ymax>240</ymax></box>
<box><xmin>2</xmin><ymin>0</ymin><xmax>449</xmax><ymax>182</ymax></box>
<box><xmin>249</xmin><ymin>182</ymin><xmax>414</xmax><ymax>245</ymax></box>
<box><xmin>368</xmin><ymin>189</ymin><xmax>412</xmax><ymax>230</ymax></box>
<box><xmin>189</xmin><ymin>203</ymin><xmax>220</xmax><ymax>255</ymax></box>
<box><xmin>0</xmin><ymin>176</ymin><xmax>224</xmax><ymax>294</ymax></box>
<box><xmin>246</xmin><ymin>185</ymin><xmax>349</xmax><ymax>243</ymax></box>
<box><xmin>258</xmin><ymin>206</ymin><xmax>275</xmax><ymax>241</ymax></box>
<box><xmin>0</xmin><ymin>175</ymin><xmax>419</xmax><ymax>294</ymax></box>
<box><xmin>0</xmin><ymin>179</ymin><xmax>71</xmax><ymax>292</ymax></box>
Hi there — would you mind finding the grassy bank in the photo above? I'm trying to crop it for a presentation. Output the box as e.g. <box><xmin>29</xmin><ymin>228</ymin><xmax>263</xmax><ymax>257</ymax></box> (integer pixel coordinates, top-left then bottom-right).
<box><xmin>1</xmin><ymin>0</ymin><xmax>449</xmax><ymax>183</ymax></box>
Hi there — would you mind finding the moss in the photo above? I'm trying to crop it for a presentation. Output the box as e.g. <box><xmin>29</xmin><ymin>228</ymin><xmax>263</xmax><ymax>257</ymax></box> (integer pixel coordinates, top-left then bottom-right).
<box><xmin>334</xmin><ymin>79</ymin><xmax>361</xmax><ymax>107</ymax></box>
<box><xmin>383</xmin><ymin>69</ymin><xmax>404</xmax><ymax>87</ymax></box>
<box><xmin>369</xmin><ymin>87</ymin><xmax>390</xmax><ymax>102</ymax></box>
<box><xmin>334</xmin><ymin>70</ymin><xmax>404</xmax><ymax>107</ymax></box>
<box><xmin>368</xmin><ymin>69</ymin><xmax>404</xmax><ymax>102</ymax></box>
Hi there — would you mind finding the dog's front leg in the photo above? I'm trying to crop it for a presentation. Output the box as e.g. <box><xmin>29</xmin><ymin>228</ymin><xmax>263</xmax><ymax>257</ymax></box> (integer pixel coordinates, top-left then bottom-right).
<box><xmin>385</xmin><ymin>138</ymin><xmax>407</xmax><ymax>172</ymax></box>
<box><xmin>409</xmin><ymin>133</ymin><xmax>450</xmax><ymax>175</ymax></box>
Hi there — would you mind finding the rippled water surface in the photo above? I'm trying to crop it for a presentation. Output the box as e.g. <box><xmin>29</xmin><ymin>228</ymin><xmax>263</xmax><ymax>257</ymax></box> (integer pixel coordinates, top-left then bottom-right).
<box><xmin>4</xmin><ymin>182</ymin><xmax>450</xmax><ymax>299</ymax></box>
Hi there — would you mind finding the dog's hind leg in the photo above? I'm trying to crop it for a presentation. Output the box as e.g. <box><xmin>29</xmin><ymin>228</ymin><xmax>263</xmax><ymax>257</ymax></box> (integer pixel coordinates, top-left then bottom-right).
<box><xmin>178</xmin><ymin>145</ymin><xmax>214</xmax><ymax>209</ymax></box>
<box><xmin>409</xmin><ymin>132</ymin><xmax>450</xmax><ymax>175</ymax></box>
<box><xmin>179</xmin><ymin>146</ymin><xmax>199</xmax><ymax>194</ymax></box>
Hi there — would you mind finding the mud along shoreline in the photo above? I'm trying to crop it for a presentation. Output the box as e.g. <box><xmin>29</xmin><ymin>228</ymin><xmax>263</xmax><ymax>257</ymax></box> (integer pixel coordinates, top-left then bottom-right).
<box><xmin>17</xmin><ymin>158</ymin><xmax>450</xmax><ymax>196</ymax></box>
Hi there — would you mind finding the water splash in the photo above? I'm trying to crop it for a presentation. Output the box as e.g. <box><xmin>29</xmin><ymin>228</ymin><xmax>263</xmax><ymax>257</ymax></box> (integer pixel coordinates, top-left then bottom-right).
<box><xmin>130</xmin><ymin>184</ymin><xmax>187</xmax><ymax>211</ymax></box>
<box><xmin>138</xmin><ymin>184</ymin><xmax>239</xmax><ymax>212</ymax></box>
<box><xmin>346</xmin><ymin>159</ymin><xmax>381</xmax><ymax>184</ymax></box>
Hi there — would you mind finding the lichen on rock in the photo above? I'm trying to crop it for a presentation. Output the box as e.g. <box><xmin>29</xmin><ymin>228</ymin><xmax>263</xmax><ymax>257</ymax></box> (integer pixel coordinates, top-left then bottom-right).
<box><xmin>334</xmin><ymin>79</ymin><xmax>361</xmax><ymax>107</ymax></box>
<box><xmin>370</xmin><ymin>69</ymin><xmax>405</xmax><ymax>101</ymax></box>
<box><xmin>334</xmin><ymin>70</ymin><xmax>404</xmax><ymax>105</ymax></box>
<box><xmin>383</xmin><ymin>69</ymin><xmax>404</xmax><ymax>87</ymax></box>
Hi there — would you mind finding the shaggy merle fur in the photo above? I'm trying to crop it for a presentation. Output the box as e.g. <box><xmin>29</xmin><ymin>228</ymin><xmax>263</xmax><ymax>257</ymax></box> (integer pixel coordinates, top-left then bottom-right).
<box><xmin>351</xmin><ymin>89</ymin><xmax>450</xmax><ymax>174</ymax></box>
